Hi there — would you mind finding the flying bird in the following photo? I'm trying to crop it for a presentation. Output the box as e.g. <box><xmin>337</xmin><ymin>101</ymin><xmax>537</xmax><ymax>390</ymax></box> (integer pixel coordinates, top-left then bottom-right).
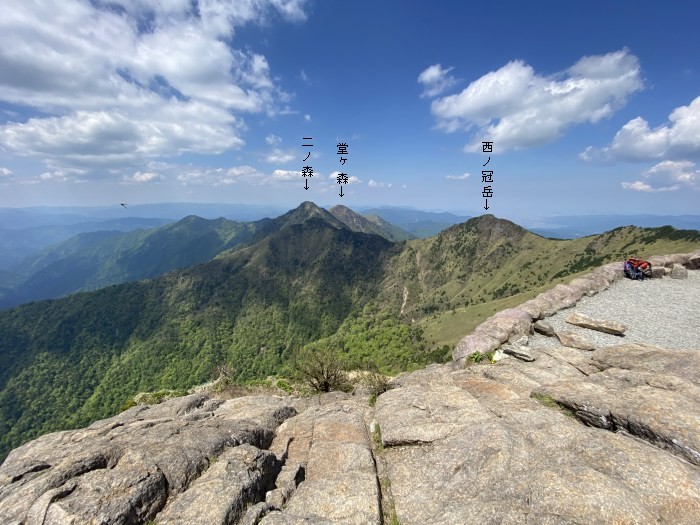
<box><xmin>120</xmin><ymin>203</ymin><xmax>128</xmax><ymax>208</ymax></box>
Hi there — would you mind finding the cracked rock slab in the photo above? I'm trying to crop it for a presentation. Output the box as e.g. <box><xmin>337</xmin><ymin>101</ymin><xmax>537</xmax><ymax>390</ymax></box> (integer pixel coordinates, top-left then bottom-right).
<box><xmin>375</xmin><ymin>384</ymin><xmax>489</xmax><ymax>446</ymax></box>
<box><xmin>380</xmin><ymin>365</ymin><xmax>700</xmax><ymax>524</ymax></box>
<box><xmin>157</xmin><ymin>444</ymin><xmax>280</xmax><ymax>525</ymax></box>
<box><xmin>260</xmin><ymin>401</ymin><xmax>380</xmax><ymax>525</ymax></box>
<box><xmin>565</xmin><ymin>312</ymin><xmax>627</xmax><ymax>336</ymax></box>
<box><xmin>555</xmin><ymin>330</ymin><xmax>596</xmax><ymax>351</ymax></box>
<box><xmin>0</xmin><ymin>394</ymin><xmax>297</xmax><ymax>525</ymax></box>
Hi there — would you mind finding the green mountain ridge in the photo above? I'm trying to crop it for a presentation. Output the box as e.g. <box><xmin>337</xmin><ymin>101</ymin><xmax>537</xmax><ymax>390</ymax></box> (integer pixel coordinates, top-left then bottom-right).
<box><xmin>328</xmin><ymin>205</ymin><xmax>413</xmax><ymax>242</ymax></box>
<box><xmin>0</xmin><ymin>202</ymin><xmax>699</xmax><ymax>461</ymax></box>
<box><xmin>0</xmin><ymin>215</ymin><xmax>259</xmax><ymax>309</ymax></box>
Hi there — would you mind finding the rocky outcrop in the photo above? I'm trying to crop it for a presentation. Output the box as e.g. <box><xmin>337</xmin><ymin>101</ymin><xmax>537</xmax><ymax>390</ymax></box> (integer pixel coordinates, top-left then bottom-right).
<box><xmin>565</xmin><ymin>312</ymin><xmax>626</xmax><ymax>335</ymax></box>
<box><xmin>534</xmin><ymin>343</ymin><xmax>700</xmax><ymax>467</ymax></box>
<box><xmin>671</xmin><ymin>263</ymin><xmax>689</xmax><ymax>279</ymax></box>
<box><xmin>376</xmin><ymin>341</ymin><xmax>700</xmax><ymax>524</ymax></box>
<box><xmin>2</xmin><ymin>350</ymin><xmax>700</xmax><ymax>525</ymax></box>
<box><xmin>260</xmin><ymin>398</ymin><xmax>381</xmax><ymax>525</ymax></box>
<box><xmin>555</xmin><ymin>329</ymin><xmax>596</xmax><ymax>351</ymax></box>
<box><xmin>0</xmin><ymin>394</ymin><xmax>298</xmax><ymax>525</ymax></box>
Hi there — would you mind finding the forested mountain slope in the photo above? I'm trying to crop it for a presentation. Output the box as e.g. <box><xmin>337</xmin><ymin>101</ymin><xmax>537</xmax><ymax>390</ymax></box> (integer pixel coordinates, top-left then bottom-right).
<box><xmin>0</xmin><ymin>215</ymin><xmax>259</xmax><ymax>309</ymax></box>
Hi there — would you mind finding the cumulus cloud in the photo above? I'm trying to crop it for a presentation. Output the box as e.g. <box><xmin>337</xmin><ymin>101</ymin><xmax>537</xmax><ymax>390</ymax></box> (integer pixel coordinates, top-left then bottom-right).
<box><xmin>0</xmin><ymin>167</ymin><xmax>12</xmax><ymax>176</ymax></box>
<box><xmin>446</xmin><ymin>172</ymin><xmax>470</xmax><ymax>180</ymax></box>
<box><xmin>622</xmin><ymin>160</ymin><xmax>698</xmax><ymax>192</ymax></box>
<box><xmin>0</xmin><ymin>1</ymin><xmax>308</xmax><ymax>171</ymax></box>
<box><xmin>328</xmin><ymin>171</ymin><xmax>360</xmax><ymax>184</ymax></box>
<box><xmin>418</xmin><ymin>64</ymin><xmax>457</xmax><ymax>98</ymax></box>
<box><xmin>581</xmin><ymin>96</ymin><xmax>700</xmax><ymax>163</ymax></box>
<box><xmin>131</xmin><ymin>171</ymin><xmax>162</xmax><ymax>183</ymax></box>
<box><xmin>266</xmin><ymin>134</ymin><xmax>282</xmax><ymax>145</ymax></box>
<box><xmin>272</xmin><ymin>169</ymin><xmax>301</xmax><ymax>181</ymax></box>
<box><xmin>304</xmin><ymin>114</ymin><xmax>311</xmax><ymax>122</ymax></box>
<box><xmin>265</xmin><ymin>148</ymin><xmax>296</xmax><ymax>163</ymax></box>
<box><xmin>427</xmin><ymin>49</ymin><xmax>642</xmax><ymax>152</ymax></box>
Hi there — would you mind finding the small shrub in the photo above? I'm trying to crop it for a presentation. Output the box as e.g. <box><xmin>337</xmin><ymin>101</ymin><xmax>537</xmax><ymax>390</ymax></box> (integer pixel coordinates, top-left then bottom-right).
<box><xmin>275</xmin><ymin>378</ymin><xmax>293</xmax><ymax>394</ymax></box>
<box><xmin>292</xmin><ymin>345</ymin><xmax>350</xmax><ymax>393</ymax></box>
<box><xmin>358</xmin><ymin>368</ymin><xmax>392</xmax><ymax>398</ymax></box>
<box><xmin>119</xmin><ymin>398</ymin><xmax>137</xmax><ymax>412</ymax></box>
<box><xmin>468</xmin><ymin>351</ymin><xmax>484</xmax><ymax>364</ymax></box>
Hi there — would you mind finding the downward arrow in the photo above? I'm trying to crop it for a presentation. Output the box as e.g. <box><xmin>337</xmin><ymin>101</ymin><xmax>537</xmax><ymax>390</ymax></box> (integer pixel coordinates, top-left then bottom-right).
<box><xmin>339</xmin><ymin>185</ymin><xmax>344</xmax><ymax>197</ymax></box>
<box><xmin>483</xmin><ymin>198</ymin><xmax>489</xmax><ymax>210</ymax></box>
<box><xmin>304</xmin><ymin>179</ymin><xmax>309</xmax><ymax>190</ymax></box>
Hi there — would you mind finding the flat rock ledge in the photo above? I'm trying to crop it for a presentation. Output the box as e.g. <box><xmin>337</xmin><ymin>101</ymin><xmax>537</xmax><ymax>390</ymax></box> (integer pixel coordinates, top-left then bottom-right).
<box><xmin>377</xmin><ymin>342</ymin><xmax>700</xmax><ymax>524</ymax></box>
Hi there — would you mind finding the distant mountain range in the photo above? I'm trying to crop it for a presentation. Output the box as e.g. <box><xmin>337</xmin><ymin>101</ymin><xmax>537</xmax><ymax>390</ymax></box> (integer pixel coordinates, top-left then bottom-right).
<box><xmin>359</xmin><ymin>207</ymin><xmax>471</xmax><ymax>237</ymax></box>
<box><xmin>2</xmin><ymin>203</ymin><xmax>699</xmax><ymax>309</ymax></box>
<box><xmin>529</xmin><ymin>214</ymin><xmax>700</xmax><ymax>239</ymax></box>
<box><xmin>1</xmin><ymin>201</ymin><xmax>699</xmax><ymax>460</ymax></box>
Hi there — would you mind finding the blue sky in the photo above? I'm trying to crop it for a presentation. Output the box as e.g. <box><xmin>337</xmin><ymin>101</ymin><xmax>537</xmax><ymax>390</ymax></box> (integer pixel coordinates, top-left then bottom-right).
<box><xmin>0</xmin><ymin>1</ymin><xmax>698</xmax><ymax>221</ymax></box>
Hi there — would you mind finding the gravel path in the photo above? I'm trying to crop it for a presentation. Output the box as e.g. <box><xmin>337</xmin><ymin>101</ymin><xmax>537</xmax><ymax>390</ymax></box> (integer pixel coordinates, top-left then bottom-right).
<box><xmin>530</xmin><ymin>270</ymin><xmax>700</xmax><ymax>350</ymax></box>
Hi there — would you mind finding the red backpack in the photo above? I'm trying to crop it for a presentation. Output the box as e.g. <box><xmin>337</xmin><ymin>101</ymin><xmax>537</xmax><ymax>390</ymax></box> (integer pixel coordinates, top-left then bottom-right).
<box><xmin>624</xmin><ymin>257</ymin><xmax>652</xmax><ymax>280</ymax></box>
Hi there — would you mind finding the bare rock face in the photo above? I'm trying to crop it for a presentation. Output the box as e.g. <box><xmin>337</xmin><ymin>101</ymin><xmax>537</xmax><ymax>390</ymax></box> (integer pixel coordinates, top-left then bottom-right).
<box><xmin>501</xmin><ymin>343</ymin><xmax>535</xmax><ymax>362</ymax></box>
<box><xmin>565</xmin><ymin>312</ymin><xmax>627</xmax><ymax>336</ymax></box>
<box><xmin>535</xmin><ymin>343</ymin><xmax>700</xmax><ymax>467</ymax></box>
<box><xmin>517</xmin><ymin>299</ymin><xmax>542</xmax><ymax>320</ymax></box>
<box><xmin>375</xmin><ymin>341</ymin><xmax>700</xmax><ymax>524</ymax></box>
<box><xmin>534</xmin><ymin>319</ymin><xmax>556</xmax><ymax>336</ymax></box>
<box><xmin>453</xmin><ymin>334</ymin><xmax>500</xmax><ymax>365</ymax></box>
<box><xmin>555</xmin><ymin>330</ymin><xmax>596</xmax><ymax>351</ymax></box>
<box><xmin>652</xmin><ymin>266</ymin><xmax>666</xmax><ymax>278</ymax></box>
<box><xmin>0</xmin><ymin>394</ymin><xmax>297</xmax><ymax>525</ymax></box>
<box><xmin>157</xmin><ymin>445</ymin><xmax>281</xmax><ymax>525</ymax></box>
<box><xmin>260</xmin><ymin>400</ymin><xmax>380</xmax><ymax>525</ymax></box>
<box><xmin>688</xmin><ymin>249</ymin><xmax>700</xmax><ymax>270</ymax></box>
<box><xmin>473</xmin><ymin>308</ymin><xmax>532</xmax><ymax>345</ymax></box>
<box><xmin>671</xmin><ymin>263</ymin><xmax>689</xmax><ymax>279</ymax></box>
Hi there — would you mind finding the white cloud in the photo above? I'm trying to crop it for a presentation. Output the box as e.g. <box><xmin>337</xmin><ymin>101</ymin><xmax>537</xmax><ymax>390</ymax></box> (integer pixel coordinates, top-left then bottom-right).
<box><xmin>265</xmin><ymin>148</ymin><xmax>296</xmax><ymax>163</ymax></box>
<box><xmin>38</xmin><ymin>169</ymin><xmax>74</xmax><ymax>182</ymax></box>
<box><xmin>328</xmin><ymin>171</ymin><xmax>360</xmax><ymax>183</ymax></box>
<box><xmin>175</xmin><ymin>165</ymin><xmax>264</xmax><ymax>186</ymax></box>
<box><xmin>0</xmin><ymin>1</ymin><xmax>308</xmax><ymax>171</ymax></box>
<box><xmin>266</xmin><ymin>134</ymin><xmax>282</xmax><ymax>145</ymax></box>
<box><xmin>368</xmin><ymin>179</ymin><xmax>390</xmax><ymax>188</ymax></box>
<box><xmin>446</xmin><ymin>172</ymin><xmax>470</xmax><ymax>180</ymax></box>
<box><xmin>0</xmin><ymin>167</ymin><xmax>12</xmax><ymax>176</ymax></box>
<box><xmin>581</xmin><ymin>96</ymin><xmax>700</xmax><ymax>163</ymax></box>
<box><xmin>418</xmin><ymin>64</ymin><xmax>456</xmax><ymax>98</ymax></box>
<box><xmin>304</xmin><ymin>114</ymin><xmax>311</xmax><ymax>122</ymax></box>
<box><xmin>272</xmin><ymin>169</ymin><xmax>301</xmax><ymax>181</ymax></box>
<box><xmin>621</xmin><ymin>181</ymin><xmax>655</xmax><ymax>192</ymax></box>
<box><xmin>131</xmin><ymin>171</ymin><xmax>162</xmax><ymax>183</ymax></box>
<box><xmin>622</xmin><ymin>160</ymin><xmax>698</xmax><ymax>192</ymax></box>
<box><xmin>428</xmin><ymin>49</ymin><xmax>642</xmax><ymax>152</ymax></box>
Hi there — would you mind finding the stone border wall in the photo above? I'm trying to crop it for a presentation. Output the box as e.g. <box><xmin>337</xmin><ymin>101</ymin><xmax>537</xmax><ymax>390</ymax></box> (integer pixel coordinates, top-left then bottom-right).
<box><xmin>452</xmin><ymin>249</ymin><xmax>700</xmax><ymax>367</ymax></box>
